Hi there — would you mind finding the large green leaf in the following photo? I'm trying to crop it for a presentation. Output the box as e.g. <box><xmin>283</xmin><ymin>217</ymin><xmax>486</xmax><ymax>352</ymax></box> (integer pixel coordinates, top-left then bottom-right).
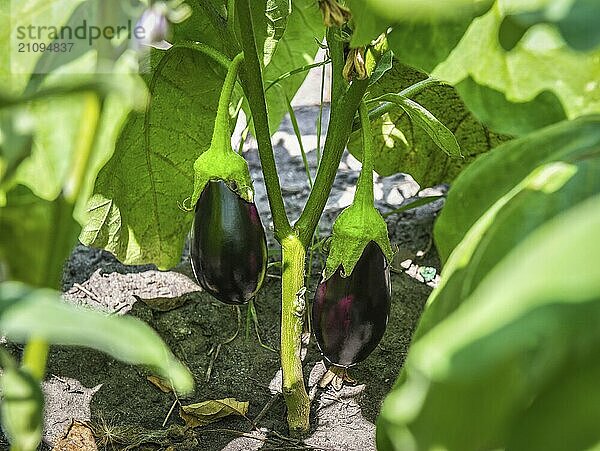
<box><xmin>262</xmin><ymin>0</ymin><xmax>324</xmax><ymax>133</ymax></box>
<box><xmin>420</xmin><ymin>117</ymin><xmax>600</xmax><ymax>344</ymax></box>
<box><xmin>81</xmin><ymin>47</ymin><xmax>226</xmax><ymax>268</ymax></box>
<box><xmin>0</xmin><ymin>358</ymin><xmax>44</xmax><ymax>451</ymax></box>
<box><xmin>253</xmin><ymin>0</ymin><xmax>292</xmax><ymax>67</ymax></box>
<box><xmin>0</xmin><ymin>0</ymin><xmax>85</xmax><ymax>95</ymax></box>
<box><xmin>0</xmin><ymin>186</ymin><xmax>80</xmax><ymax>288</ymax></box>
<box><xmin>171</xmin><ymin>0</ymin><xmax>228</xmax><ymax>52</ymax></box>
<box><xmin>345</xmin><ymin>0</ymin><xmax>389</xmax><ymax>47</ymax></box>
<box><xmin>0</xmin><ymin>112</ymin><xmax>33</xmax><ymax>191</ymax></box>
<box><xmin>348</xmin><ymin>63</ymin><xmax>506</xmax><ymax>187</ymax></box>
<box><xmin>0</xmin><ymin>281</ymin><xmax>194</xmax><ymax>394</ymax></box>
<box><xmin>347</xmin><ymin>0</ymin><xmax>493</xmax><ymax>68</ymax></box>
<box><xmin>434</xmin><ymin>116</ymin><xmax>600</xmax><ymax>262</ymax></box>
<box><xmin>377</xmin><ymin>192</ymin><xmax>600</xmax><ymax>451</ymax></box>
<box><xmin>433</xmin><ymin>2</ymin><xmax>600</xmax><ymax>135</ymax></box>
<box><xmin>499</xmin><ymin>0</ymin><xmax>600</xmax><ymax>52</ymax></box>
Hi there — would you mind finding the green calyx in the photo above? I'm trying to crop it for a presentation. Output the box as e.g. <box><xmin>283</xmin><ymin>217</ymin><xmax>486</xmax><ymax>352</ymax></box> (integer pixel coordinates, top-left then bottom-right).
<box><xmin>323</xmin><ymin>99</ymin><xmax>393</xmax><ymax>279</ymax></box>
<box><xmin>192</xmin><ymin>150</ymin><xmax>254</xmax><ymax>203</ymax></box>
<box><xmin>191</xmin><ymin>52</ymin><xmax>254</xmax><ymax>204</ymax></box>
<box><xmin>324</xmin><ymin>201</ymin><xmax>393</xmax><ymax>279</ymax></box>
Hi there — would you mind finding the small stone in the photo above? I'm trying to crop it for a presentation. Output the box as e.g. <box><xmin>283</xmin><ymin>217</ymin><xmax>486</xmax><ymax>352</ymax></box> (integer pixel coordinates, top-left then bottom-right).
<box><xmin>385</xmin><ymin>188</ymin><xmax>404</xmax><ymax>206</ymax></box>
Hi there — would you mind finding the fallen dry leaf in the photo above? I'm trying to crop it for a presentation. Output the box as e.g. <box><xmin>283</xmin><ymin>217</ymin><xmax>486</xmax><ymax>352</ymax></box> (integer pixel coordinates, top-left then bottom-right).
<box><xmin>147</xmin><ymin>375</ymin><xmax>174</xmax><ymax>393</ymax></box>
<box><xmin>179</xmin><ymin>398</ymin><xmax>249</xmax><ymax>428</ymax></box>
<box><xmin>52</xmin><ymin>420</ymin><xmax>97</xmax><ymax>451</ymax></box>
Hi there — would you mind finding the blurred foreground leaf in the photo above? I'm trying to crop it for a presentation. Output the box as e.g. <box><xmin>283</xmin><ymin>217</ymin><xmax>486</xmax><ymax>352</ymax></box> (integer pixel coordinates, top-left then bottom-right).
<box><xmin>0</xmin><ymin>282</ymin><xmax>194</xmax><ymax>395</ymax></box>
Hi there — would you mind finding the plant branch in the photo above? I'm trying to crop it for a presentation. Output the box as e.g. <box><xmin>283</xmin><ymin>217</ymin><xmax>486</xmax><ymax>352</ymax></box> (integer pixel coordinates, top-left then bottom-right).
<box><xmin>326</xmin><ymin>27</ymin><xmax>346</xmax><ymax>111</ymax></box>
<box><xmin>22</xmin><ymin>93</ymin><xmax>102</xmax><ymax>386</ymax></box>
<box><xmin>235</xmin><ymin>0</ymin><xmax>292</xmax><ymax>241</ymax></box>
<box><xmin>351</xmin><ymin>77</ymin><xmax>445</xmax><ymax>132</ymax></box>
<box><xmin>210</xmin><ymin>52</ymin><xmax>245</xmax><ymax>153</ymax></box>
<box><xmin>294</xmin><ymin>78</ymin><xmax>368</xmax><ymax>246</ymax></box>
<box><xmin>354</xmin><ymin>100</ymin><xmax>374</xmax><ymax>208</ymax></box>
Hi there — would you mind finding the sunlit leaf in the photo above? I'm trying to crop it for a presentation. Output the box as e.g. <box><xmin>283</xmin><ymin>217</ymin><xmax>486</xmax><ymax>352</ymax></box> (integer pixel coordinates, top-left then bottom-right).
<box><xmin>0</xmin><ymin>282</ymin><xmax>194</xmax><ymax>394</ymax></box>
<box><xmin>348</xmin><ymin>62</ymin><xmax>506</xmax><ymax>187</ymax></box>
<box><xmin>378</xmin><ymin>192</ymin><xmax>600</xmax><ymax>450</ymax></box>
<box><xmin>433</xmin><ymin>3</ymin><xmax>600</xmax><ymax>135</ymax></box>
<box><xmin>0</xmin><ymin>358</ymin><xmax>43</xmax><ymax>451</ymax></box>
<box><xmin>81</xmin><ymin>47</ymin><xmax>225</xmax><ymax>268</ymax></box>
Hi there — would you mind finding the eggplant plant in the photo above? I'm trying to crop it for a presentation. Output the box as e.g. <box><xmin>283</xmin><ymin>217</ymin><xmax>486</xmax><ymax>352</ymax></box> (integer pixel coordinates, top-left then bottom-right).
<box><xmin>2</xmin><ymin>0</ymin><xmax>600</xmax><ymax>448</ymax></box>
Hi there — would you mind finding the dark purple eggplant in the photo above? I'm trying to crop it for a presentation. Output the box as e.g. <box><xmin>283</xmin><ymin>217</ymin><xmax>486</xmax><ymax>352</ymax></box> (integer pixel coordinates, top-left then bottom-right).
<box><xmin>190</xmin><ymin>181</ymin><xmax>267</xmax><ymax>305</ymax></box>
<box><xmin>312</xmin><ymin>241</ymin><xmax>391</xmax><ymax>367</ymax></box>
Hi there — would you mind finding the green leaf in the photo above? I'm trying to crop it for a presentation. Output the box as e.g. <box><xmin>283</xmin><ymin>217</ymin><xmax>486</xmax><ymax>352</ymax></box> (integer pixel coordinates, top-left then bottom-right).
<box><xmin>372</xmin><ymin>93</ymin><xmax>462</xmax><ymax>157</ymax></box>
<box><xmin>0</xmin><ymin>112</ymin><xmax>33</xmax><ymax>190</ymax></box>
<box><xmin>171</xmin><ymin>0</ymin><xmax>228</xmax><ymax>52</ymax></box>
<box><xmin>364</xmin><ymin>0</ymin><xmax>494</xmax><ymax>22</ymax></box>
<box><xmin>0</xmin><ymin>356</ymin><xmax>44</xmax><ymax>451</ymax></box>
<box><xmin>377</xmin><ymin>192</ymin><xmax>600</xmax><ymax>451</ymax></box>
<box><xmin>0</xmin><ymin>281</ymin><xmax>194</xmax><ymax>394</ymax></box>
<box><xmin>434</xmin><ymin>116</ymin><xmax>600</xmax><ymax>263</ymax></box>
<box><xmin>258</xmin><ymin>0</ymin><xmax>325</xmax><ymax>133</ymax></box>
<box><xmin>348</xmin><ymin>62</ymin><xmax>506</xmax><ymax>187</ymax></box>
<box><xmin>348</xmin><ymin>0</ymin><xmax>494</xmax><ymax>69</ymax></box>
<box><xmin>368</xmin><ymin>50</ymin><xmax>393</xmax><ymax>86</ymax></box>
<box><xmin>254</xmin><ymin>0</ymin><xmax>292</xmax><ymax>67</ymax></box>
<box><xmin>506</xmin><ymin>356</ymin><xmax>600</xmax><ymax>451</ymax></box>
<box><xmin>346</xmin><ymin>0</ymin><xmax>389</xmax><ymax>47</ymax></box>
<box><xmin>433</xmin><ymin>3</ymin><xmax>600</xmax><ymax>135</ymax></box>
<box><xmin>81</xmin><ymin>47</ymin><xmax>226</xmax><ymax>268</ymax></box>
<box><xmin>454</xmin><ymin>77</ymin><xmax>567</xmax><ymax>136</ymax></box>
<box><xmin>0</xmin><ymin>186</ymin><xmax>80</xmax><ymax>289</ymax></box>
<box><xmin>0</xmin><ymin>0</ymin><xmax>85</xmax><ymax>95</ymax></box>
<box><xmin>499</xmin><ymin>0</ymin><xmax>600</xmax><ymax>52</ymax></box>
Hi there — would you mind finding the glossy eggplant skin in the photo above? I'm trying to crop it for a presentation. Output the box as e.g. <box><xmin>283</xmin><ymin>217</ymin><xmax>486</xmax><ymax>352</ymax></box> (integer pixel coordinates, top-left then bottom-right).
<box><xmin>312</xmin><ymin>241</ymin><xmax>391</xmax><ymax>367</ymax></box>
<box><xmin>190</xmin><ymin>181</ymin><xmax>267</xmax><ymax>305</ymax></box>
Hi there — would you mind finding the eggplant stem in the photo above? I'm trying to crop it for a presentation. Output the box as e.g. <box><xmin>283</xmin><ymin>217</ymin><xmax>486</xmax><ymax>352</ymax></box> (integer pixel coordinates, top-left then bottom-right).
<box><xmin>280</xmin><ymin>234</ymin><xmax>311</xmax><ymax>436</ymax></box>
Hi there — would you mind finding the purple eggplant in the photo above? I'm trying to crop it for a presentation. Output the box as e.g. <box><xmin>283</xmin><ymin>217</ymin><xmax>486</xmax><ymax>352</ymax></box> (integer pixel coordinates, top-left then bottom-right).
<box><xmin>190</xmin><ymin>181</ymin><xmax>267</xmax><ymax>305</ymax></box>
<box><xmin>312</xmin><ymin>241</ymin><xmax>391</xmax><ymax>367</ymax></box>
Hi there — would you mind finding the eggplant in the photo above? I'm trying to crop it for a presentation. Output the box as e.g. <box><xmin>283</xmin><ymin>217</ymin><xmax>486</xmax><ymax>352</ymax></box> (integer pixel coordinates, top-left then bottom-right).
<box><xmin>312</xmin><ymin>241</ymin><xmax>391</xmax><ymax>367</ymax></box>
<box><xmin>190</xmin><ymin>181</ymin><xmax>267</xmax><ymax>305</ymax></box>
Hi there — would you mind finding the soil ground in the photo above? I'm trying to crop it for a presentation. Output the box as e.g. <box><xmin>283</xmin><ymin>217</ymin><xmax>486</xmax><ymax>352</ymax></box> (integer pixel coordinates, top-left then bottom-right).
<box><xmin>2</xmin><ymin>103</ymin><xmax>445</xmax><ymax>450</ymax></box>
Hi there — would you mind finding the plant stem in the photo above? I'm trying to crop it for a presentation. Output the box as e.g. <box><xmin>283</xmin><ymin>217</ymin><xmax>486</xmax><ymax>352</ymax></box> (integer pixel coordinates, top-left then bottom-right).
<box><xmin>21</xmin><ymin>94</ymin><xmax>102</xmax><ymax>384</ymax></box>
<box><xmin>280</xmin><ymin>234</ymin><xmax>310</xmax><ymax>436</ymax></box>
<box><xmin>351</xmin><ymin>77</ymin><xmax>444</xmax><ymax>132</ymax></box>
<box><xmin>294</xmin><ymin>78</ymin><xmax>368</xmax><ymax>247</ymax></box>
<box><xmin>235</xmin><ymin>0</ymin><xmax>291</xmax><ymax>241</ymax></box>
<box><xmin>210</xmin><ymin>52</ymin><xmax>245</xmax><ymax>154</ymax></box>
<box><xmin>354</xmin><ymin>101</ymin><xmax>374</xmax><ymax>209</ymax></box>
<box><xmin>21</xmin><ymin>338</ymin><xmax>49</xmax><ymax>382</ymax></box>
<box><xmin>63</xmin><ymin>94</ymin><xmax>102</xmax><ymax>203</ymax></box>
<box><xmin>326</xmin><ymin>27</ymin><xmax>346</xmax><ymax>110</ymax></box>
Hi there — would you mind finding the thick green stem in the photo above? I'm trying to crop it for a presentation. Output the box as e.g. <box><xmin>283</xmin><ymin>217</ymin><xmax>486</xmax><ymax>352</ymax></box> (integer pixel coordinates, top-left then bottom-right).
<box><xmin>326</xmin><ymin>27</ymin><xmax>346</xmax><ymax>110</ymax></box>
<box><xmin>354</xmin><ymin>101</ymin><xmax>374</xmax><ymax>209</ymax></box>
<box><xmin>21</xmin><ymin>339</ymin><xmax>49</xmax><ymax>382</ymax></box>
<box><xmin>210</xmin><ymin>52</ymin><xmax>245</xmax><ymax>154</ymax></box>
<box><xmin>294</xmin><ymin>78</ymin><xmax>368</xmax><ymax>247</ymax></box>
<box><xmin>280</xmin><ymin>234</ymin><xmax>310</xmax><ymax>435</ymax></box>
<box><xmin>236</xmin><ymin>0</ymin><xmax>291</xmax><ymax>241</ymax></box>
<box><xmin>21</xmin><ymin>94</ymin><xmax>102</xmax><ymax>385</ymax></box>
